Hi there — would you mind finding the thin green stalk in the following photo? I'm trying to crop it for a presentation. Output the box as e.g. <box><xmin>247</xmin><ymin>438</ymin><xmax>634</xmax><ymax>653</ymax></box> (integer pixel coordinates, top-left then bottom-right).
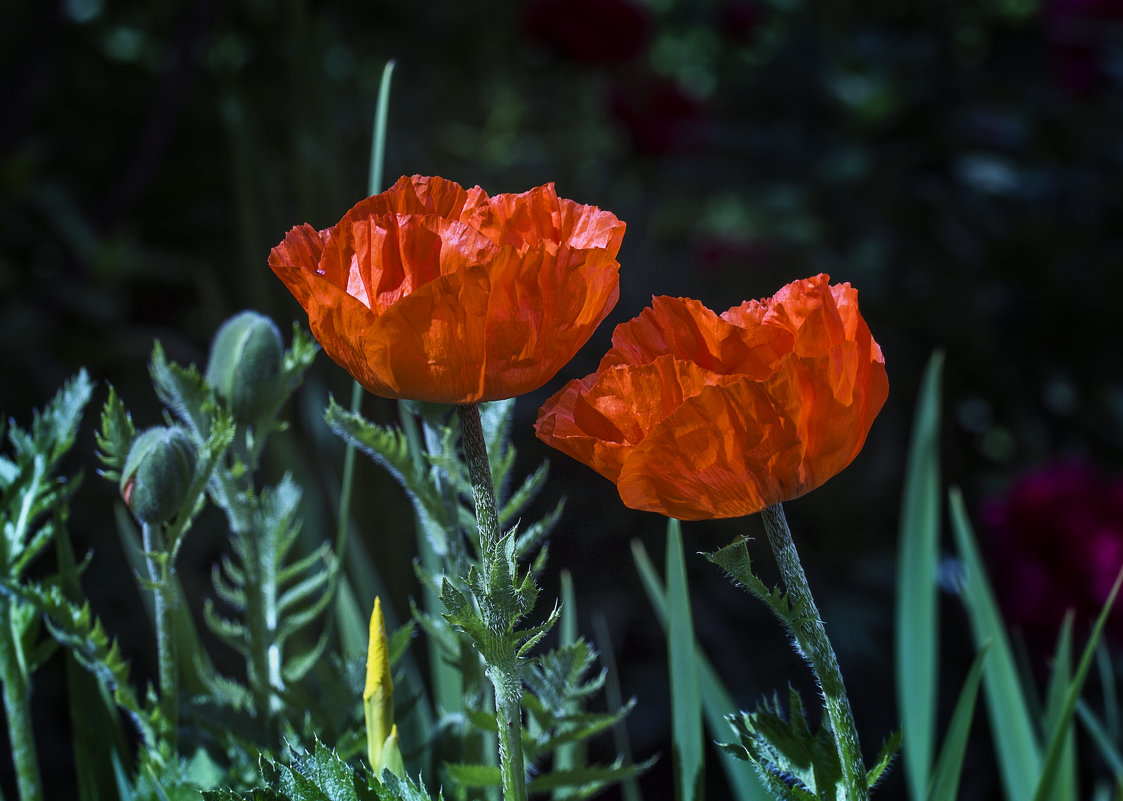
<box><xmin>761</xmin><ymin>503</ymin><xmax>868</xmax><ymax>801</ymax></box>
<box><xmin>457</xmin><ymin>403</ymin><xmax>528</xmax><ymax>801</ymax></box>
<box><xmin>335</xmin><ymin>57</ymin><xmax>394</xmax><ymax>578</ymax></box>
<box><xmin>0</xmin><ymin>596</ymin><xmax>40</xmax><ymax>801</ymax></box>
<box><xmin>140</xmin><ymin>522</ymin><xmax>178</xmax><ymax>750</ymax></box>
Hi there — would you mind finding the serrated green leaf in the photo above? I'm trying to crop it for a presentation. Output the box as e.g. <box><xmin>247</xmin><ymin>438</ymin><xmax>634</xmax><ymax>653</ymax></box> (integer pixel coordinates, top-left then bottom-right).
<box><xmin>445</xmin><ymin>762</ymin><xmax>501</xmax><ymax>788</ymax></box>
<box><xmin>96</xmin><ymin>384</ymin><xmax>137</xmax><ymax>482</ymax></box>
<box><xmin>514</xmin><ymin>498</ymin><xmax>563</xmax><ymax>565</ymax></box>
<box><xmin>326</xmin><ymin>399</ymin><xmax>425</xmax><ymax>507</ymax></box>
<box><xmin>728</xmin><ymin>688</ymin><xmax>841</xmax><ymax>798</ymax></box>
<box><xmin>1</xmin><ymin>577</ymin><xmax>160</xmax><ymax>749</ymax></box>
<box><xmin>277</xmin><ymin>554</ymin><xmax>334</xmax><ymax>615</ymax></box>
<box><xmin>203</xmin><ymin>599</ymin><xmax>249</xmax><ymax>654</ymax></box>
<box><xmin>31</xmin><ymin>368</ymin><xmax>94</xmax><ymax>464</ymax></box>
<box><xmin>866</xmin><ymin>729</ymin><xmax>901</xmax><ymax>789</ymax></box>
<box><xmin>499</xmin><ymin>461</ymin><xmax>549</xmax><ymax>528</ymax></box>
<box><xmin>149</xmin><ymin>341</ymin><xmax>213</xmax><ymax>441</ymax></box>
<box><xmin>281</xmin><ymin>628</ymin><xmax>331</xmax><ymax>684</ymax></box>
<box><xmin>212</xmin><ymin>560</ymin><xmax>248</xmax><ymax>610</ymax></box>
<box><xmin>527</xmin><ymin>758</ymin><xmax>656</xmax><ymax>793</ymax></box>
<box><xmin>704</xmin><ymin>537</ymin><xmax>791</xmax><ymax>619</ymax></box>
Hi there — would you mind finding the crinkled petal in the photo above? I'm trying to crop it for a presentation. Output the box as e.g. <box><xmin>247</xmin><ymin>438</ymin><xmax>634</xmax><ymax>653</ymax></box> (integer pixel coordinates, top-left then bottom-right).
<box><xmin>484</xmin><ymin>183</ymin><xmax>627</xmax><ymax>255</ymax></box>
<box><xmin>535</xmin><ymin>273</ymin><xmax>889</xmax><ymax>521</ymax></box>
<box><xmin>535</xmin><ymin>355</ymin><xmax>734</xmax><ymax>482</ymax></box>
<box><xmin>615</xmin><ymin>377</ymin><xmax>804</xmax><ymax>520</ymax></box>
<box><xmin>268</xmin><ymin>223</ymin><xmax>331</xmax><ymax>307</ymax></box>
<box><xmin>601</xmin><ymin>295</ymin><xmax>791</xmax><ymax>377</ymax></box>
<box><xmin>364</xmin><ymin>243</ymin><xmax>621</xmax><ymax>403</ymax></box>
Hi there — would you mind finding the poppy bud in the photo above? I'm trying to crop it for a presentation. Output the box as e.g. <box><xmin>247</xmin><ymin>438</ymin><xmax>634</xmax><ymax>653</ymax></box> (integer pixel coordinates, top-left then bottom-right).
<box><xmin>120</xmin><ymin>427</ymin><xmax>196</xmax><ymax>526</ymax></box>
<box><xmin>205</xmin><ymin>311</ymin><xmax>283</xmax><ymax>422</ymax></box>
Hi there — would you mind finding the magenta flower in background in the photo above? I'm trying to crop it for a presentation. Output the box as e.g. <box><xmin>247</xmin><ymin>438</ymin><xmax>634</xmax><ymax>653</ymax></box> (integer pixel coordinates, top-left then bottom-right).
<box><xmin>522</xmin><ymin>0</ymin><xmax>651</xmax><ymax>66</ymax></box>
<box><xmin>607</xmin><ymin>74</ymin><xmax>708</xmax><ymax>156</ymax></box>
<box><xmin>1044</xmin><ymin>0</ymin><xmax>1123</xmax><ymax>94</ymax></box>
<box><xmin>984</xmin><ymin>463</ymin><xmax>1123</xmax><ymax>650</ymax></box>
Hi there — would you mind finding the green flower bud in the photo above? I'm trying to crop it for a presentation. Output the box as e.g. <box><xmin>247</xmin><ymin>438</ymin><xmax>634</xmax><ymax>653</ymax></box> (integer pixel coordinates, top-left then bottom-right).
<box><xmin>205</xmin><ymin>311</ymin><xmax>283</xmax><ymax>422</ymax></box>
<box><xmin>120</xmin><ymin>427</ymin><xmax>196</xmax><ymax>526</ymax></box>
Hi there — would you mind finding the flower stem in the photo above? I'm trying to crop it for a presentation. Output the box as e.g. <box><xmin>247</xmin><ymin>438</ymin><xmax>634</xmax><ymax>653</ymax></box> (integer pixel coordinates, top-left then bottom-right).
<box><xmin>141</xmin><ymin>522</ymin><xmax>178</xmax><ymax>750</ymax></box>
<box><xmin>456</xmin><ymin>404</ymin><xmax>528</xmax><ymax>801</ymax></box>
<box><xmin>0</xmin><ymin>597</ymin><xmax>42</xmax><ymax>801</ymax></box>
<box><xmin>761</xmin><ymin>503</ymin><xmax>868</xmax><ymax>801</ymax></box>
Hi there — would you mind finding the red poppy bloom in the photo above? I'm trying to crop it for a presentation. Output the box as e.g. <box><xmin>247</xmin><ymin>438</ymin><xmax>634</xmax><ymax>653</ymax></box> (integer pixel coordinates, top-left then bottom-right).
<box><xmin>269</xmin><ymin>175</ymin><xmax>625</xmax><ymax>403</ymax></box>
<box><xmin>535</xmin><ymin>274</ymin><xmax>888</xmax><ymax>520</ymax></box>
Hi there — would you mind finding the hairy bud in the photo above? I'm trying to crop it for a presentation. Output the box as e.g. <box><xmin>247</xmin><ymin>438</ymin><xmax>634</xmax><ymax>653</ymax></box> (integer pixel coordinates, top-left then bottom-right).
<box><xmin>205</xmin><ymin>311</ymin><xmax>283</xmax><ymax>422</ymax></box>
<box><xmin>120</xmin><ymin>427</ymin><xmax>196</xmax><ymax>526</ymax></box>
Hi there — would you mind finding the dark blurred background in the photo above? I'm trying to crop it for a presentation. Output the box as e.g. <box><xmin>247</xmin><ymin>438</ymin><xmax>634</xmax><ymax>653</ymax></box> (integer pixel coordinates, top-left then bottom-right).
<box><xmin>3</xmin><ymin>0</ymin><xmax>1123</xmax><ymax>798</ymax></box>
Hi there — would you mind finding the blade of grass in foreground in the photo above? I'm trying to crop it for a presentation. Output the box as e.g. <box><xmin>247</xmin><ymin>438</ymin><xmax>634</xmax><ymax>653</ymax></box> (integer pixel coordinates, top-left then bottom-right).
<box><xmin>667</xmin><ymin>520</ymin><xmax>704</xmax><ymax>801</ymax></box>
<box><xmin>949</xmin><ymin>488</ymin><xmax>1042</xmax><ymax>800</ymax></box>
<box><xmin>926</xmin><ymin>643</ymin><xmax>988</xmax><ymax>801</ymax></box>
<box><xmin>552</xmin><ymin>570</ymin><xmax>579</xmax><ymax>791</ymax></box>
<box><xmin>1031</xmin><ymin>568</ymin><xmax>1123</xmax><ymax>801</ymax></box>
<box><xmin>592</xmin><ymin>611</ymin><xmax>644</xmax><ymax>801</ymax></box>
<box><xmin>897</xmin><ymin>351</ymin><xmax>944</xmax><ymax>801</ymax></box>
<box><xmin>632</xmin><ymin>540</ymin><xmax>770</xmax><ymax>801</ymax></box>
<box><xmin>1040</xmin><ymin>616</ymin><xmax>1077</xmax><ymax>801</ymax></box>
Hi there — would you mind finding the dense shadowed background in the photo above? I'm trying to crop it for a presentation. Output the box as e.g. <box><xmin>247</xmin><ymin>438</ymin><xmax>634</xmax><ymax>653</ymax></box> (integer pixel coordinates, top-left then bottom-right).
<box><xmin>3</xmin><ymin>0</ymin><xmax>1123</xmax><ymax>798</ymax></box>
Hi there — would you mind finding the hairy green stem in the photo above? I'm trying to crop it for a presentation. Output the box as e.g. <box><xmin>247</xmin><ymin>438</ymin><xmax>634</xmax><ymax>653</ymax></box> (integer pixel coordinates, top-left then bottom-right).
<box><xmin>140</xmin><ymin>522</ymin><xmax>178</xmax><ymax>750</ymax></box>
<box><xmin>761</xmin><ymin>503</ymin><xmax>868</xmax><ymax>801</ymax></box>
<box><xmin>0</xmin><ymin>597</ymin><xmax>41</xmax><ymax>801</ymax></box>
<box><xmin>456</xmin><ymin>404</ymin><xmax>528</xmax><ymax>801</ymax></box>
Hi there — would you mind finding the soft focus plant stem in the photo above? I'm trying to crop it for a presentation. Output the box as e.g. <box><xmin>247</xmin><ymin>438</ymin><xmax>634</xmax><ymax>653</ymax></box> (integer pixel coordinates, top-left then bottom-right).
<box><xmin>761</xmin><ymin>503</ymin><xmax>868</xmax><ymax>801</ymax></box>
<box><xmin>140</xmin><ymin>521</ymin><xmax>178</xmax><ymax>750</ymax></box>
<box><xmin>335</xmin><ymin>58</ymin><xmax>395</xmax><ymax>588</ymax></box>
<box><xmin>457</xmin><ymin>403</ymin><xmax>528</xmax><ymax>801</ymax></box>
<box><xmin>0</xmin><ymin>595</ymin><xmax>41</xmax><ymax>801</ymax></box>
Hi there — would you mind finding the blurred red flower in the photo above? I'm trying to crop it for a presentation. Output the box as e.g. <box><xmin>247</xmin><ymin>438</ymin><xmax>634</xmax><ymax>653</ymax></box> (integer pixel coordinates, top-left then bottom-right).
<box><xmin>535</xmin><ymin>274</ymin><xmax>888</xmax><ymax>520</ymax></box>
<box><xmin>984</xmin><ymin>463</ymin><xmax>1123</xmax><ymax>645</ymax></box>
<box><xmin>269</xmin><ymin>175</ymin><xmax>625</xmax><ymax>404</ymax></box>
<box><xmin>523</xmin><ymin>0</ymin><xmax>651</xmax><ymax>65</ymax></box>
<box><xmin>607</xmin><ymin>75</ymin><xmax>707</xmax><ymax>156</ymax></box>
<box><xmin>1044</xmin><ymin>0</ymin><xmax>1123</xmax><ymax>94</ymax></box>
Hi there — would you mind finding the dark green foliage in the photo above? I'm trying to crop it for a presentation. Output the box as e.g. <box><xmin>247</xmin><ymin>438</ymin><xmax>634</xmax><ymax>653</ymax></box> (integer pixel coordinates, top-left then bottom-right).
<box><xmin>332</xmin><ymin>398</ymin><xmax>642</xmax><ymax>798</ymax></box>
<box><xmin>202</xmin><ymin>739</ymin><xmax>443</xmax><ymax>801</ymax></box>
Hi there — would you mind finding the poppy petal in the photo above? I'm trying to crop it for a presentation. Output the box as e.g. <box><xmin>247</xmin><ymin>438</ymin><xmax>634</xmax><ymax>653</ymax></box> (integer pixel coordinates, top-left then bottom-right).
<box><xmin>535</xmin><ymin>274</ymin><xmax>888</xmax><ymax>521</ymax></box>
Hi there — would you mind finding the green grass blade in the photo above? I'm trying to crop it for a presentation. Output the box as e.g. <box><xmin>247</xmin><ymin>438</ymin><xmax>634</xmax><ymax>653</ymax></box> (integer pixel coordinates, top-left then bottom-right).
<box><xmin>57</xmin><ymin>526</ymin><xmax>129</xmax><ymax>801</ymax></box>
<box><xmin>1040</xmin><ymin>616</ymin><xmax>1076</xmax><ymax>801</ymax></box>
<box><xmin>1032</xmin><ymin>568</ymin><xmax>1123</xmax><ymax>801</ymax></box>
<box><xmin>1096</xmin><ymin>641</ymin><xmax>1119</xmax><ymax>741</ymax></box>
<box><xmin>926</xmin><ymin>643</ymin><xmax>988</xmax><ymax>801</ymax></box>
<box><xmin>949</xmin><ymin>488</ymin><xmax>1042</xmax><ymax>799</ymax></box>
<box><xmin>592</xmin><ymin>612</ymin><xmax>644</xmax><ymax>801</ymax></box>
<box><xmin>553</xmin><ymin>570</ymin><xmax>579</xmax><ymax>792</ymax></box>
<box><xmin>368</xmin><ymin>60</ymin><xmax>396</xmax><ymax>197</ymax></box>
<box><xmin>1077</xmin><ymin>700</ymin><xmax>1123</xmax><ymax>778</ymax></box>
<box><xmin>897</xmin><ymin>351</ymin><xmax>944</xmax><ymax>801</ymax></box>
<box><xmin>633</xmin><ymin>540</ymin><xmax>770</xmax><ymax>801</ymax></box>
<box><xmin>667</xmin><ymin>520</ymin><xmax>704</xmax><ymax>801</ymax></box>
<box><xmin>334</xmin><ymin>56</ymin><xmax>396</xmax><ymax>608</ymax></box>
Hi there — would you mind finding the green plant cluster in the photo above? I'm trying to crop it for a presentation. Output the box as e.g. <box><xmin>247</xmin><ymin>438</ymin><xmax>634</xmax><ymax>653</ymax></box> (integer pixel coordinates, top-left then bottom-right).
<box><xmin>0</xmin><ymin>310</ymin><xmax>643</xmax><ymax>801</ymax></box>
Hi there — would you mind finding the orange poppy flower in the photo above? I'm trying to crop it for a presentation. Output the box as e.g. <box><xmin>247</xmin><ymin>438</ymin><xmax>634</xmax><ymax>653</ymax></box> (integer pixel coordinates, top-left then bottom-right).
<box><xmin>534</xmin><ymin>274</ymin><xmax>888</xmax><ymax>520</ymax></box>
<box><xmin>269</xmin><ymin>175</ymin><xmax>625</xmax><ymax>403</ymax></box>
